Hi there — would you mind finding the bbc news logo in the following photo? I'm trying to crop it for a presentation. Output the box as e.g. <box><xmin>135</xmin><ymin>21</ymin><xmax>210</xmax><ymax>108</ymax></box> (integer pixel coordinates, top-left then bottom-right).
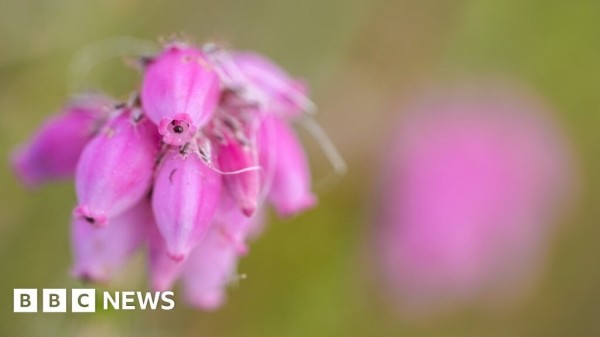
<box><xmin>14</xmin><ymin>289</ymin><xmax>175</xmax><ymax>313</ymax></box>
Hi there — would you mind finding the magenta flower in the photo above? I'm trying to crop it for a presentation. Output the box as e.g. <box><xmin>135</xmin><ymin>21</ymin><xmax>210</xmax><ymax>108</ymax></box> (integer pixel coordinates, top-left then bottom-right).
<box><xmin>152</xmin><ymin>144</ymin><xmax>222</xmax><ymax>261</ymax></box>
<box><xmin>71</xmin><ymin>199</ymin><xmax>151</xmax><ymax>282</ymax></box>
<box><xmin>12</xmin><ymin>38</ymin><xmax>332</xmax><ymax>310</ymax></box>
<box><xmin>205</xmin><ymin>45</ymin><xmax>312</xmax><ymax>117</ymax></box>
<box><xmin>11</xmin><ymin>94</ymin><xmax>113</xmax><ymax>187</ymax></box>
<box><xmin>148</xmin><ymin>214</ymin><xmax>184</xmax><ymax>292</ymax></box>
<box><xmin>149</xmin><ymin>192</ymin><xmax>264</xmax><ymax>309</ymax></box>
<box><xmin>233</xmin><ymin>52</ymin><xmax>311</xmax><ymax>115</ymax></box>
<box><xmin>74</xmin><ymin>107</ymin><xmax>160</xmax><ymax>227</ymax></box>
<box><xmin>376</xmin><ymin>87</ymin><xmax>576</xmax><ymax>315</ymax></box>
<box><xmin>259</xmin><ymin>116</ymin><xmax>316</xmax><ymax>217</ymax></box>
<box><xmin>142</xmin><ymin>44</ymin><xmax>220</xmax><ymax>146</ymax></box>
<box><xmin>216</xmin><ymin>132</ymin><xmax>261</xmax><ymax>216</ymax></box>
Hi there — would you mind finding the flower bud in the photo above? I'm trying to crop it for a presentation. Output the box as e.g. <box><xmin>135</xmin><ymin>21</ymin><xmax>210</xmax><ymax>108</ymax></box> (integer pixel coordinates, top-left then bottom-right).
<box><xmin>214</xmin><ymin>126</ymin><xmax>261</xmax><ymax>217</ymax></box>
<box><xmin>259</xmin><ymin>116</ymin><xmax>316</xmax><ymax>217</ymax></box>
<box><xmin>71</xmin><ymin>199</ymin><xmax>151</xmax><ymax>283</ymax></box>
<box><xmin>11</xmin><ymin>95</ymin><xmax>112</xmax><ymax>187</ymax></box>
<box><xmin>181</xmin><ymin>195</ymin><xmax>264</xmax><ymax>310</ymax></box>
<box><xmin>142</xmin><ymin>44</ymin><xmax>220</xmax><ymax>146</ymax></box>
<box><xmin>232</xmin><ymin>52</ymin><xmax>312</xmax><ymax>117</ymax></box>
<box><xmin>148</xmin><ymin>219</ymin><xmax>184</xmax><ymax>291</ymax></box>
<box><xmin>152</xmin><ymin>145</ymin><xmax>222</xmax><ymax>261</ymax></box>
<box><xmin>204</xmin><ymin>47</ymin><xmax>310</xmax><ymax>117</ymax></box>
<box><xmin>74</xmin><ymin>108</ymin><xmax>160</xmax><ymax>227</ymax></box>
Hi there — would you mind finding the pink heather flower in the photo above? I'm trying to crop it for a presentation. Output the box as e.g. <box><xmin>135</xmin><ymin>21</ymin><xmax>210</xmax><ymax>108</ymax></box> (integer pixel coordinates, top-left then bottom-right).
<box><xmin>148</xmin><ymin>215</ymin><xmax>184</xmax><ymax>292</ymax></box>
<box><xmin>141</xmin><ymin>44</ymin><xmax>221</xmax><ymax>146</ymax></box>
<box><xmin>71</xmin><ymin>199</ymin><xmax>151</xmax><ymax>282</ymax></box>
<box><xmin>149</xmin><ymin>192</ymin><xmax>264</xmax><ymax>309</ymax></box>
<box><xmin>233</xmin><ymin>52</ymin><xmax>312</xmax><ymax>117</ymax></box>
<box><xmin>259</xmin><ymin>116</ymin><xmax>316</xmax><ymax>217</ymax></box>
<box><xmin>12</xmin><ymin>38</ymin><xmax>329</xmax><ymax>311</ymax></box>
<box><xmin>11</xmin><ymin>95</ymin><xmax>113</xmax><ymax>187</ymax></box>
<box><xmin>183</xmin><ymin>207</ymin><xmax>264</xmax><ymax>310</ymax></box>
<box><xmin>151</xmin><ymin>144</ymin><xmax>222</xmax><ymax>261</ymax></box>
<box><xmin>376</xmin><ymin>87</ymin><xmax>576</xmax><ymax>315</ymax></box>
<box><xmin>180</xmin><ymin>227</ymin><xmax>242</xmax><ymax>310</ymax></box>
<box><xmin>205</xmin><ymin>45</ymin><xmax>311</xmax><ymax>117</ymax></box>
<box><xmin>74</xmin><ymin>108</ymin><xmax>160</xmax><ymax>227</ymax></box>
<box><xmin>209</xmin><ymin>115</ymin><xmax>261</xmax><ymax>217</ymax></box>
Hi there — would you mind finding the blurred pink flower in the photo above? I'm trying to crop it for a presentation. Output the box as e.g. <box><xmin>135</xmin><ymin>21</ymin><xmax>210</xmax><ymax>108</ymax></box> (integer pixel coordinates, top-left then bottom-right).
<box><xmin>376</xmin><ymin>86</ymin><xmax>577</xmax><ymax>316</ymax></box>
<box><xmin>11</xmin><ymin>94</ymin><xmax>113</xmax><ymax>187</ymax></box>
<box><xmin>204</xmin><ymin>45</ymin><xmax>313</xmax><ymax>117</ymax></box>
<box><xmin>71</xmin><ymin>199</ymin><xmax>151</xmax><ymax>282</ymax></box>
<box><xmin>259</xmin><ymin>115</ymin><xmax>316</xmax><ymax>217</ymax></box>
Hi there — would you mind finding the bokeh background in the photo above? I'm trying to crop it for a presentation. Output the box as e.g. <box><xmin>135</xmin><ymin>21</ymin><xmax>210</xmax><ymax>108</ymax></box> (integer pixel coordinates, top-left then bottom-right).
<box><xmin>1</xmin><ymin>0</ymin><xmax>599</xmax><ymax>336</ymax></box>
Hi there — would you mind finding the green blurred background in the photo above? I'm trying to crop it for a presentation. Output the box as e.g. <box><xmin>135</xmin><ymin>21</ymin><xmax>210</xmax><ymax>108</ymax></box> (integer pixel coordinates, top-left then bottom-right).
<box><xmin>1</xmin><ymin>0</ymin><xmax>600</xmax><ymax>336</ymax></box>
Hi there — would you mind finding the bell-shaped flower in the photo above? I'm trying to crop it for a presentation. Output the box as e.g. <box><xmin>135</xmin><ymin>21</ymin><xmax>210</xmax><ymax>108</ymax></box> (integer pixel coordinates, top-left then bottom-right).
<box><xmin>210</xmin><ymin>117</ymin><xmax>261</xmax><ymax>217</ymax></box>
<box><xmin>74</xmin><ymin>108</ymin><xmax>160</xmax><ymax>227</ymax></box>
<box><xmin>259</xmin><ymin>116</ymin><xmax>316</xmax><ymax>217</ymax></box>
<box><xmin>152</xmin><ymin>143</ymin><xmax>222</xmax><ymax>261</ymax></box>
<box><xmin>142</xmin><ymin>44</ymin><xmax>221</xmax><ymax>146</ymax></box>
<box><xmin>233</xmin><ymin>52</ymin><xmax>311</xmax><ymax>117</ymax></box>
<box><xmin>204</xmin><ymin>46</ymin><xmax>310</xmax><ymax>117</ymax></box>
<box><xmin>71</xmin><ymin>199</ymin><xmax>151</xmax><ymax>283</ymax></box>
<box><xmin>147</xmin><ymin>218</ymin><xmax>185</xmax><ymax>292</ymax></box>
<box><xmin>11</xmin><ymin>94</ymin><xmax>113</xmax><ymax>187</ymax></box>
<box><xmin>181</xmin><ymin>193</ymin><xmax>264</xmax><ymax>310</ymax></box>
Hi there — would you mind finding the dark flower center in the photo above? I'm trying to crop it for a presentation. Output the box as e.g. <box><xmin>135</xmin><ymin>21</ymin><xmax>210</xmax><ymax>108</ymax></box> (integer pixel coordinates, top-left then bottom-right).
<box><xmin>174</xmin><ymin>125</ymin><xmax>184</xmax><ymax>134</ymax></box>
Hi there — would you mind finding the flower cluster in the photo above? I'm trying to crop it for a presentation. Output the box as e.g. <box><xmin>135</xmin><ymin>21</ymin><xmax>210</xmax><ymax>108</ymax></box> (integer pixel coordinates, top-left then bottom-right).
<box><xmin>12</xmin><ymin>41</ymin><xmax>319</xmax><ymax>310</ymax></box>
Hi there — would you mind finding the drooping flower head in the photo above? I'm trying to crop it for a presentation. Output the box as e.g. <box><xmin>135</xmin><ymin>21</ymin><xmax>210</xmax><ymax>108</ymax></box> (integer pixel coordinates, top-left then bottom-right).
<box><xmin>12</xmin><ymin>37</ymin><xmax>332</xmax><ymax>311</ymax></box>
<box><xmin>376</xmin><ymin>86</ymin><xmax>577</xmax><ymax>316</ymax></box>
